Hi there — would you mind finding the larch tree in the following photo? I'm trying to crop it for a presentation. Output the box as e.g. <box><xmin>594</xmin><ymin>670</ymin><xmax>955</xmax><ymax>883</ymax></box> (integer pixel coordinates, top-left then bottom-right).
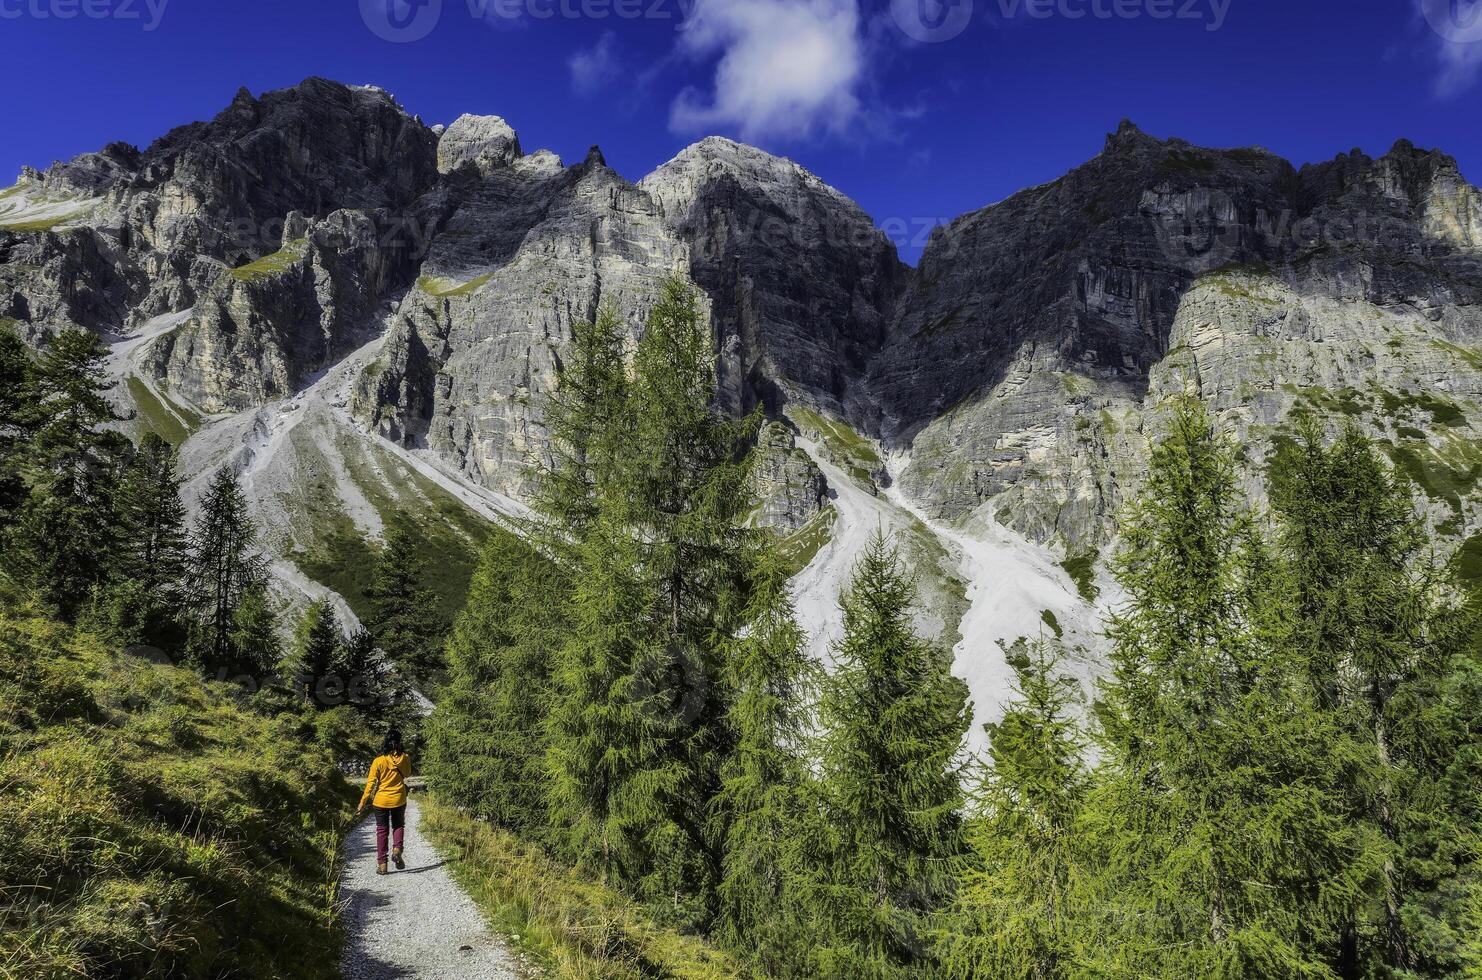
<box><xmin>711</xmin><ymin>551</ymin><xmax>819</xmax><ymax>975</ymax></box>
<box><xmin>806</xmin><ymin>531</ymin><xmax>971</xmax><ymax>978</ymax></box>
<box><xmin>942</xmin><ymin>637</ymin><xmax>1090</xmax><ymax>980</ymax></box>
<box><xmin>1083</xmin><ymin>398</ymin><xmax>1362</xmax><ymax>979</ymax></box>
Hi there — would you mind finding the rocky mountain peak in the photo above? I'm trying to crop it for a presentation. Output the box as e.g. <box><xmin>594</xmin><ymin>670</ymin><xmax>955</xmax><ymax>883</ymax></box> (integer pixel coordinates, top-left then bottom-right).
<box><xmin>437</xmin><ymin>114</ymin><xmax>522</xmax><ymax>177</ymax></box>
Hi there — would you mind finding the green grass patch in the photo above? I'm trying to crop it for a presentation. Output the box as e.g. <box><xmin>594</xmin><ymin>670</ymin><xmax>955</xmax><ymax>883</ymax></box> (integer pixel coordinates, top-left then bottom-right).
<box><xmin>125</xmin><ymin>376</ymin><xmax>202</xmax><ymax>447</ymax></box>
<box><xmin>776</xmin><ymin>506</ymin><xmax>837</xmax><ymax>577</ymax></box>
<box><xmin>1040</xmin><ymin>609</ymin><xmax>1064</xmax><ymax>639</ymax></box>
<box><xmin>421</xmin><ymin>799</ymin><xmax>749</xmax><ymax>979</ymax></box>
<box><xmin>290</xmin><ymin>432</ymin><xmax>492</xmax><ymax>624</ymax></box>
<box><xmin>0</xmin><ymin>610</ymin><xmax>355</xmax><ymax>979</ymax></box>
<box><xmin>417</xmin><ymin>272</ymin><xmax>495</xmax><ymax>298</ymax></box>
<box><xmin>1384</xmin><ymin>434</ymin><xmax>1482</xmax><ymax>516</ymax></box>
<box><xmin>1432</xmin><ymin>339</ymin><xmax>1482</xmax><ymax>372</ymax></box>
<box><xmin>1376</xmin><ymin>388</ymin><xmax>1467</xmax><ymax>428</ymax></box>
<box><xmin>0</xmin><ymin>215</ymin><xmax>72</xmax><ymax>233</ymax></box>
<box><xmin>230</xmin><ymin>238</ymin><xmax>309</xmax><ymax>281</ymax></box>
<box><xmin>1059</xmin><ymin>548</ymin><xmax>1101</xmax><ymax>603</ymax></box>
<box><xmin>1452</xmin><ymin>532</ymin><xmax>1482</xmax><ymax>589</ymax></box>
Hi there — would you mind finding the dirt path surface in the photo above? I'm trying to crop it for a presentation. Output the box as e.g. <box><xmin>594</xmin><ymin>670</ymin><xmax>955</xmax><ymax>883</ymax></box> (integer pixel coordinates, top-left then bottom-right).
<box><xmin>340</xmin><ymin>797</ymin><xmax>522</xmax><ymax>980</ymax></box>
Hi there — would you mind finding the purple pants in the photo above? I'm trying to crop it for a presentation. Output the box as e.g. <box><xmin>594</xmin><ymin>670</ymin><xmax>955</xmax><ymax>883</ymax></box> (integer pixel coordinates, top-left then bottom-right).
<box><xmin>374</xmin><ymin>805</ymin><xmax>406</xmax><ymax>863</ymax></box>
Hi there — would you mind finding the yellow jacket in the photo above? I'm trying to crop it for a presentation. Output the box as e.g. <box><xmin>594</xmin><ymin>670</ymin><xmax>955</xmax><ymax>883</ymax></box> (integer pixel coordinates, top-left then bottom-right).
<box><xmin>359</xmin><ymin>752</ymin><xmax>412</xmax><ymax>810</ymax></box>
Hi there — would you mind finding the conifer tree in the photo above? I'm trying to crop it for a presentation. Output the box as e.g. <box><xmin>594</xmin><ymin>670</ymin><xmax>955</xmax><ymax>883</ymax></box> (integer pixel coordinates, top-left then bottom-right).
<box><xmin>1269</xmin><ymin>420</ymin><xmax>1482</xmax><ymax>975</ymax></box>
<box><xmin>105</xmin><ymin>433</ymin><xmax>190</xmax><ymax>647</ymax></box>
<box><xmin>535</xmin><ymin>308</ymin><xmax>629</xmax><ymax>545</ymax></box>
<box><xmin>295</xmin><ymin>599</ymin><xmax>345</xmax><ymax>708</ymax></box>
<box><xmin>429</xmin><ymin>528</ymin><xmax>562</xmax><ymax>833</ymax></box>
<box><xmin>1084</xmin><ymin>398</ymin><xmax>1361</xmax><ymax>978</ymax></box>
<box><xmin>338</xmin><ymin>626</ymin><xmax>402</xmax><ymax>722</ymax></box>
<box><xmin>12</xmin><ymin>330</ymin><xmax>127</xmax><ymax>617</ymax></box>
<box><xmin>544</xmin><ymin>281</ymin><xmax>758</xmax><ymax>924</ymax></box>
<box><xmin>188</xmin><ymin>467</ymin><xmax>270</xmax><ymax>677</ymax></box>
<box><xmin>226</xmin><ymin>581</ymin><xmax>281</xmax><ymax>685</ymax></box>
<box><xmin>364</xmin><ymin>517</ymin><xmax>445</xmax><ymax>686</ymax></box>
<box><xmin>0</xmin><ymin>324</ymin><xmax>33</xmax><ymax>542</ymax></box>
<box><xmin>711</xmin><ymin>552</ymin><xmax>818</xmax><ymax>974</ymax></box>
<box><xmin>942</xmin><ymin>638</ymin><xmax>1090</xmax><ymax>980</ymax></box>
<box><xmin>805</xmin><ymin>531</ymin><xmax>970</xmax><ymax>977</ymax></box>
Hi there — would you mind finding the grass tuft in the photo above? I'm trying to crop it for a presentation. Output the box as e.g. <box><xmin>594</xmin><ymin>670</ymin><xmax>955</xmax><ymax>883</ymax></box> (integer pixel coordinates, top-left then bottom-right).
<box><xmin>420</xmin><ymin>799</ymin><xmax>750</xmax><ymax>978</ymax></box>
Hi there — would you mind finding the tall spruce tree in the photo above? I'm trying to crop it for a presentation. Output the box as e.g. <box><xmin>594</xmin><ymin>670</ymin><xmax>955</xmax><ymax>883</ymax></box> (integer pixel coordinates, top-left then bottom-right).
<box><xmin>188</xmin><ymin>467</ymin><xmax>271</xmax><ymax>678</ymax></box>
<box><xmin>12</xmin><ymin>330</ymin><xmax>127</xmax><ymax>617</ymax></box>
<box><xmin>295</xmin><ymin>599</ymin><xmax>345</xmax><ymax>708</ymax></box>
<box><xmin>544</xmin><ymin>281</ymin><xmax>757</xmax><ymax>926</ymax></box>
<box><xmin>942</xmin><ymin>638</ymin><xmax>1090</xmax><ymax>980</ymax></box>
<box><xmin>0</xmin><ymin>324</ymin><xmax>33</xmax><ymax>545</ymax></box>
<box><xmin>1083</xmin><ymin>398</ymin><xmax>1362</xmax><ymax>979</ymax></box>
<box><xmin>1269</xmin><ymin>421</ymin><xmax>1482</xmax><ymax>976</ymax></box>
<box><xmin>105</xmin><ymin>433</ymin><xmax>190</xmax><ymax>647</ymax></box>
<box><xmin>711</xmin><ymin>552</ymin><xmax>818</xmax><ymax>975</ymax></box>
<box><xmin>429</xmin><ymin>527</ymin><xmax>563</xmax><ymax>834</ymax></box>
<box><xmin>805</xmin><ymin>531</ymin><xmax>970</xmax><ymax>978</ymax></box>
<box><xmin>364</xmin><ymin>518</ymin><xmax>445</xmax><ymax>686</ymax></box>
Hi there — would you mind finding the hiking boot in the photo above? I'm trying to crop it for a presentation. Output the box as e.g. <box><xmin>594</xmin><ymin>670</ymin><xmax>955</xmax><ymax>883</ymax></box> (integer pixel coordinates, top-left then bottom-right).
<box><xmin>376</xmin><ymin>861</ymin><xmax>388</xmax><ymax>876</ymax></box>
<box><xmin>392</xmin><ymin>848</ymin><xmax>405</xmax><ymax>870</ymax></box>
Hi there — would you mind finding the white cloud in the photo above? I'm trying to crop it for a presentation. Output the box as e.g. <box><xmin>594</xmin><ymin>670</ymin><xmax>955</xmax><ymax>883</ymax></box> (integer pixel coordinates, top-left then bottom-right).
<box><xmin>1418</xmin><ymin>0</ymin><xmax>1482</xmax><ymax>96</ymax></box>
<box><xmin>669</xmin><ymin>0</ymin><xmax>866</xmax><ymax>143</ymax></box>
<box><xmin>569</xmin><ymin>32</ymin><xmax>623</xmax><ymax>96</ymax></box>
<box><xmin>1434</xmin><ymin>37</ymin><xmax>1482</xmax><ymax>95</ymax></box>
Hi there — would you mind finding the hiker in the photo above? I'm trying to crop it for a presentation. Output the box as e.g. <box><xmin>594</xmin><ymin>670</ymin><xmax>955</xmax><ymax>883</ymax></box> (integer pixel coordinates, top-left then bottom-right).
<box><xmin>358</xmin><ymin>728</ymin><xmax>413</xmax><ymax>875</ymax></box>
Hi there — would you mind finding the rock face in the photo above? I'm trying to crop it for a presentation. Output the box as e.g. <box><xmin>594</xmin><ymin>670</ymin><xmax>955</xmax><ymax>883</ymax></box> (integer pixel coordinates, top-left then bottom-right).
<box><xmin>873</xmin><ymin>123</ymin><xmax>1482</xmax><ymax>546</ymax></box>
<box><xmin>752</xmin><ymin>421</ymin><xmax>828</xmax><ymax>531</ymax></box>
<box><xmin>5</xmin><ymin>82</ymin><xmax>1482</xmax><ymax>567</ymax></box>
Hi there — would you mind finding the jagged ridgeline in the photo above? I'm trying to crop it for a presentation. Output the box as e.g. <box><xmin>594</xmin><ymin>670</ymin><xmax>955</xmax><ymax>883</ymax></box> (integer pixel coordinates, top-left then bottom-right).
<box><xmin>4</xmin><ymin>78</ymin><xmax>1482</xmax><ymax>723</ymax></box>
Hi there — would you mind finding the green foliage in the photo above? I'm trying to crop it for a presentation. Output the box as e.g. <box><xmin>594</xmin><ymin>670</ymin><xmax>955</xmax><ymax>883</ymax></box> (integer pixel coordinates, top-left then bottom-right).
<box><xmin>0</xmin><ymin>610</ymin><xmax>353</xmax><ymax>979</ymax></box>
<box><xmin>185</xmin><ymin>467</ymin><xmax>271</xmax><ymax>678</ymax></box>
<box><xmin>1058</xmin><ymin>547</ymin><xmax>1100</xmax><ymax>603</ymax></box>
<box><xmin>711</xmin><ymin>554</ymin><xmax>818</xmax><ymax>974</ymax></box>
<box><xmin>364</xmin><ymin>517</ymin><xmax>447</xmax><ymax>687</ymax></box>
<box><xmin>942</xmin><ymin>638</ymin><xmax>1089</xmax><ymax>980</ymax></box>
<box><xmin>1269</xmin><ymin>419</ymin><xmax>1482</xmax><ymax>976</ymax></box>
<box><xmin>804</xmin><ymin>532</ymin><xmax>970</xmax><ymax>977</ymax></box>
<box><xmin>543</xmin><ymin>281</ymin><xmax>759</xmax><ymax>925</ymax></box>
<box><xmin>294</xmin><ymin>599</ymin><xmax>345</xmax><ymax>707</ymax></box>
<box><xmin>427</xmin><ymin>527</ymin><xmax>562</xmax><ymax>835</ymax></box>
<box><xmin>1084</xmin><ymin>399</ymin><xmax>1364</xmax><ymax>978</ymax></box>
<box><xmin>10</xmin><ymin>330</ymin><xmax>127</xmax><ymax>618</ymax></box>
<box><xmin>420</xmin><ymin>799</ymin><xmax>750</xmax><ymax>979</ymax></box>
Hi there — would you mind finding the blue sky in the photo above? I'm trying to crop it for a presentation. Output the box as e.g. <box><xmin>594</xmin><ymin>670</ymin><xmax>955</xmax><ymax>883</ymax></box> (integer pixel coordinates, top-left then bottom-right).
<box><xmin>1</xmin><ymin>0</ymin><xmax>1479</xmax><ymax>262</ymax></box>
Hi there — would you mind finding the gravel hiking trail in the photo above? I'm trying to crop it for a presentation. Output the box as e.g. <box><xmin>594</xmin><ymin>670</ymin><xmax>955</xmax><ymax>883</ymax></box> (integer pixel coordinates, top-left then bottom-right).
<box><xmin>340</xmin><ymin>797</ymin><xmax>522</xmax><ymax>980</ymax></box>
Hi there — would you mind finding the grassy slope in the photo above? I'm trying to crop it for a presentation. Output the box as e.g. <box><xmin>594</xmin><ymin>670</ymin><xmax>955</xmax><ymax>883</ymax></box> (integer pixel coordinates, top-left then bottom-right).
<box><xmin>0</xmin><ymin>608</ymin><xmax>356</xmax><ymax>980</ymax></box>
<box><xmin>287</xmin><ymin>427</ymin><xmax>493</xmax><ymax>625</ymax></box>
<box><xmin>420</xmin><ymin>800</ymin><xmax>749</xmax><ymax>979</ymax></box>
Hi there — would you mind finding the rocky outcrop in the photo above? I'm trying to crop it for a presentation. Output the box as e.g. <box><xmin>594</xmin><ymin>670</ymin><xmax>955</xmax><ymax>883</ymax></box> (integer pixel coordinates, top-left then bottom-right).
<box><xmin>878</xmin><ymin>124</ymin><xmax>1482</xmax><ymax>546</ymax></box>
<box><xmin>752</xmin><ymin>421</ymin><xmax>828</xmax><ymax>531</ymax></box>
<box><xmin>640</xmin><ymin>137</ymin><xmax>905</xmax><ymax>417</ymax></box>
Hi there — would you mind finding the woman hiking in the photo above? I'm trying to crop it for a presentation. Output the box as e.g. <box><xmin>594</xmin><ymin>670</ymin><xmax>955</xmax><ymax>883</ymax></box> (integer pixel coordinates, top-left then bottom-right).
<box><xmin>358</xmin><ymin>728</ymin><xmax>412</xmax><ymax>875</ymax></box>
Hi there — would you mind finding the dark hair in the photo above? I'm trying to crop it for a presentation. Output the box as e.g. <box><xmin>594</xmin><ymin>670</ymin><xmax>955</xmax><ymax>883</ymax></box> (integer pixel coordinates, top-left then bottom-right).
<box><xmin>383</xmin><ymin>728</ymin><xmax>403</xmax><ymax>754</ymax></box>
